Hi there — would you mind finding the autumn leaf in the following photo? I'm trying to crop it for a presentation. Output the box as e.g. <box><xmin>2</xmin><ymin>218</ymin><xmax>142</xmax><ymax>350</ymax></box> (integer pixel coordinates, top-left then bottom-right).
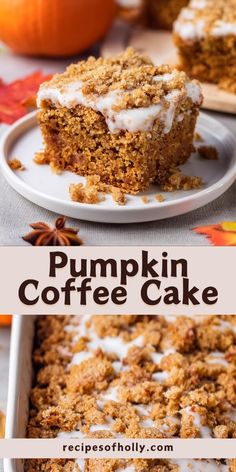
<box><xmin>193</xmin><ymin>221</ymin><xmax>236</xmax><ymax>246</ymax></box>
<box><xmin>0</xmin><ymin>411</ymin><xmax>5</xmax><ymax>438</ymax></box>
<box><xmin>0</xmin><ymin>71</ymin><xmax>52</xmax><ymax>125</ymax></box>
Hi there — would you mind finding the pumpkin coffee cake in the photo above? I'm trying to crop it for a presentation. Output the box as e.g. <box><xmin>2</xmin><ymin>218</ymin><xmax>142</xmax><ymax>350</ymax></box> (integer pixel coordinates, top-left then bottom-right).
<box><xmin>37</xmin><ymin>48</ymin><xmax>202</xmax><ymax>195</ymax></box>
<box><xmin>174</xmin><ymin>0</ymin><xmax>236</xmax><ymax>93</ymax></box>
<box><xmin>25</xmin><ymin>314</ymin><xmax>236</xmax><ymax>471</ymax></box>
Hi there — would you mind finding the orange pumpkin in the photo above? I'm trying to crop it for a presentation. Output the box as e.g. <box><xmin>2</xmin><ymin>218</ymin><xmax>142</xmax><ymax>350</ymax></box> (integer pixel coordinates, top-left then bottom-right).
<box><xmin>0</xmin><ymin>0</ymin><xmax>117</xmax><ymax>57</ymax></box>
<box><xmin>0</xmin><ymin>315</ymin><xmax>12</xmax><ymax>326</ymax></box>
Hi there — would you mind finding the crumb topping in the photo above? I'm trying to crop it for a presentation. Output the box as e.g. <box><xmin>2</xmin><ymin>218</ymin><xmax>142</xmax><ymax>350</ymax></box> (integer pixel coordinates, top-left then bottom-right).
<box><xmin>174</xmin><ymin>0</ymin><xmax>236</xmax><ymax>42</ymax></box>
<box><xmin>69</xmin><ymin>176</ymin><xmax>126</xmax><ymax>206</ymax></box>
<box><xmin>39</xmin><ymin>49</ymin><xmax>190</xmax><ymax>108</ymax></box>
<box><xmin>198</xmin><ymin>145</ymin><xmax>219</xmax><ymax>160</ymax></box>
<box><xmin>8</xmin><ymin>158</ymin><xmax>25</xmax><ymax>171</ymax></box>
<box><xmin>37</xmin><ymin>49</ymin><xmax>202</xmax><ymax>135</ymax></box>
<box><xmin>27</xmin><ymin>315</ymin><xmax>236</xmax><ymax>443</ymax></box>
<box><xmin>160</xmin><ymin>168</ymin><xmax>202</xmax><ymax>191</ymax></box>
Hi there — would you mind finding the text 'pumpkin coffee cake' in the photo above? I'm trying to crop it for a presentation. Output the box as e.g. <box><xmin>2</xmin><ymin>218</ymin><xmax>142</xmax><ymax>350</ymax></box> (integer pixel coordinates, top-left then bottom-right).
<box><xmin>36</xmin><ymin>48</ymin><xmax>203</xmax><ymax>195</ymax></box>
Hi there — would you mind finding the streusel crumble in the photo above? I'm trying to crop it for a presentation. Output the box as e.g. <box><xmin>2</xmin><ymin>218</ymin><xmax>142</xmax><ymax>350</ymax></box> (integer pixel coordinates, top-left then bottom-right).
<box><xmin>37</xmin><ymin>48</ymin><xmax>202</xmax><ymax>195</ymax></box>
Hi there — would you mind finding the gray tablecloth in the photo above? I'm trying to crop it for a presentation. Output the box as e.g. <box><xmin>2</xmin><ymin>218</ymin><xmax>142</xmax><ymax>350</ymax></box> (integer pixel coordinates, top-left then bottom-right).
<box><xmin>0</xmin><ymin>50</ymin><xmax>236</xmax><ymax>246</ymax></box>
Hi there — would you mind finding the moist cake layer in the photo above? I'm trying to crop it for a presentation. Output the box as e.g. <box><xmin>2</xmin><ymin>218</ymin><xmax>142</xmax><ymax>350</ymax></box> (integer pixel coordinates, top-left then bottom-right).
<box><xmin>25</xmin><ymin>314</ymin><xmax>236</xmax><ymax>471</ymax></box>
<box><xmin>174</xmin><ymin>0</ymin><xmax>236</xmax><ymax>92</ymax></box>
<box><xmin>37</xmin><ymin>49</ymin><xmax>202</xmax><ymax>194</ymax></box>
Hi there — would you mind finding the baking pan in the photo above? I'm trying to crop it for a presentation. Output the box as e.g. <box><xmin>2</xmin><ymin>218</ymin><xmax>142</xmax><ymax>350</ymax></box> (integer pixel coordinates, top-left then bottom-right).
<box><xmin>4</xmin><ymin>315</ymin><xmax>35</xmax><ymax>472</ymax></box>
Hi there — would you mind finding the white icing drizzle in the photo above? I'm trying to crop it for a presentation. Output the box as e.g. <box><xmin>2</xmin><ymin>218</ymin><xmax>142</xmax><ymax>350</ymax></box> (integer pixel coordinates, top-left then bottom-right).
<box><xmin>71</xmin><ymin>350</ymin><xmax>92</xmax><ymax>365</ymax></box>
<box><xmin>90</xmin><ymin>423</ymin><xmax>113</xmax><ymax>432</ymax></box>
<box><xmin>153</xmin><ymin>72</ymin><xmax>176</xmax><ymax>82</ymax></box>
<box><xmin>191</xmin><ymin>0</ymin><xmax>207</xmax><ymax>8</ymax></box>
<box><xmin>151</xmin><ymin>348</ymin><xmax>176</xmax><ymax>364</ymax></box>
<box><xmin>212</xmin><ymin>20</ymin><xmax>236</xmax><ymax>36</ymax></box>
<box><xmin>174</xmin><ymin>0</ymin><xmax>236</xmax><ymax>42</ymax></box>
<box><xmin>135</xmin><ymin>404</ymin><xmax>150</xmax><ymax>416</ymax></box>
<box><xmin>206</xmin><ymin>351</ymin><xmax>228</xmax><ymax>367</ymax></box>
<box><xmin>215</xmin><ymin>319</ymin><xmax>236</xmax><ymax>333</ymax></box>
<box><xmin>101</xmin><ymin>386</ymin><xmax>119</xmax><ymax>402</ymax></box>
<box><xmin>58</xmin><ymin>316</ymin><xmax>236</xmax><ymax>445</ymax></box>
<box><xmin>152</xmin><ymin>371</ymin><xmax>169</xmax><ymax>381</ymax></box>
<box><xmin>116</xmin><ymin>0</ymin><xmax>141</xmax><ymax>7</ymax></box>
<box><xmin>117</xmin><ymin>466</ymin><xmax>136</xmax><ymax>472</ymax></box>
<box><xmin>74</xmin><ymin>458</ymin><xmax>85</xmax><ymax>472</ymax></box>
<box><xmin>140</xmin><ymin>418</ymin><xmax>155</xmax><ymax>428</ymax></box>
<box><xmin>186</xmin><ymin>81</ymin><xmax>203</xmax><ymax>103</ymax></box>
<box><xmin>57</xmin><ymin>429</ymin><xmax>85</xmax><ymax>439</ymax></box>
<box><xmin>38</xmin><ymin>75</ymin><xmax>201</xmax><ymax>134</ymax></box>
<box><xmin>174</xmin><ymin>18</ymin><xmax>206</xmax><ymax>42</ymax></box>
<box><xmin>182</xmin><ymin>406</ymin><xmax>212</xmax><ymax>438</ymax></box>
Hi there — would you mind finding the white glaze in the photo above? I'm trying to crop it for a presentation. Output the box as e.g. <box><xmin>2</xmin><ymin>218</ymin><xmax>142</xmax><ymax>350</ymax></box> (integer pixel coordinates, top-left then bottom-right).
<box><xmin>174</xmin><ymin>18</ymin><xmax>206</xmax><ymax>42</ymax></box>
<box><xmin>101</xmin><ymin>386</ymin><xmax>119</xmax><ymax>402</ymax></box>
<box><xmin>71</xmin><ymin>350</ymin><xmax>92</xmax><ymax>365</ymax></box>
<box><xmin>74</xmin><ymin>458</ymin><xmax>85</xmax><ymax>472</ymax></box>
<box><xmin>117</xmin><ymin>466</ymin><xmax>136</xmax><ymax>472</ymax></box>
<box><xmin>38</xmin><ymin>76</ymin><xmax>201</xmax><ymax>134</ymax></box>
<box><xmin>174</xmin><ymin>0</ymin><xmax>236</xmax><ymax>42</ymax></box>
<box><xmin>58</xmin><ymin>316</ymin><xmax>235</xmax><ymax>446</ymax></box>
<box><xmin>212</xmin><ymin>20</ymin><xmax>236</xmax><ymax>37</ymax></box>
<box><xmin>186</xmin><ymin>81</ymin><xmax>203</xmax><ymax>104</ymax></box>
<box><xmin>152</xmin><ymin>371</ymin><xmax>169</xmax><ymax>381</ymax></box>
<box><xmin>116</xmin><ymin>0</ymin><xmax>141</xmax><ymax>7</ymax></box>
<box><xmin>191</xmin><ymin>0</ymin><xmax>207</xmax><ymax>9</ymax></box>
<box><xmin>183</xmin><ymin>406</ymin><xmax>212</xmax><ymax>438</ymax></box>
<box><xmin>206</xmin><ymin>351</ymin><xmax>228</xmax><ymax>367</ymax></box>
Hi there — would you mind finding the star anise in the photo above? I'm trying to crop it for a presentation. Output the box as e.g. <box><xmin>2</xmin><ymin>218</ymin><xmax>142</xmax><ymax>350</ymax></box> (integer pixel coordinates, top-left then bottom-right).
<box><xmin>22</xmin><ymin>216</ymin><xmax>83</xmax><ymax>246</ymax></box>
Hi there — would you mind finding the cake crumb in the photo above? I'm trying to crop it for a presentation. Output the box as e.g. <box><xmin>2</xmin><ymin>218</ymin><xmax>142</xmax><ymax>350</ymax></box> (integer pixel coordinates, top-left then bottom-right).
<box><xmin>50</xmin><ymin>161</ymin><xmax>62</xmax><ymax>174</ymax></box>
<box><xmin>155</xmin><ymin>194</ymin><xmax>165</xmax><ymax>202</ymax></box>
<box><xmin>69</xmin><ymin>175</ymin><xmax>126</xmax><ymax>205</ymax></box>
<box><xmin>111</xmin><ymin>187</ymin><xmax>127</xmax><ymax>206</ymax></box>
<box><xmin>8</xmin><ymin>158</ymin><xmax>25</xmax><ymax>171</ymax></box>
<box><xmin>161</xmin><ymin>168</ymin><xmax>202</xmax><ymax>191</ymax></box>
<box><xmin>69</xmin><ymin>182</ymin><xmax>103</xmax><ymax>204</ymax></box>
<box><xmin>194</xmin><ymin>132</ymin><xmax>204</xmax><ymax>142</ymax></box>
<box><xmin>141</xmin><ymin>196</ymin><xmax>149</xmax><ymax>204</ymax></box>
<box><xmin>198</xmin><ymin>145</ymin><xmax>219</xmax><ymax>160</ymax></box>
<box><xmin>33</xmin><ymin>152</ymin><xmax>50</xmax><ymax>165</ymax></box>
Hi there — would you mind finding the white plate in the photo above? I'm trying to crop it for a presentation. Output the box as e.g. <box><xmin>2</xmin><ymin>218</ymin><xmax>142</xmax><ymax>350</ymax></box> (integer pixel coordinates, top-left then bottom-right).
<box><xmin>0</xmin><ymin>111</ymin><xmax>236</xmax><ymax>224</ymax></box>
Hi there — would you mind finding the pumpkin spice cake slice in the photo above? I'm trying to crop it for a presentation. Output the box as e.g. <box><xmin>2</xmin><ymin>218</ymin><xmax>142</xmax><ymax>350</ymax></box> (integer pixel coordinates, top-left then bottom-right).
<box><xmin>174</xmin><ymin>0</ymin><xmax>236</xmax><ymax>93</ymax></box>
<box><xmin>36</xmin><ymin>48</ymin><xmax>203</xmax><ymax>195</ymax></box>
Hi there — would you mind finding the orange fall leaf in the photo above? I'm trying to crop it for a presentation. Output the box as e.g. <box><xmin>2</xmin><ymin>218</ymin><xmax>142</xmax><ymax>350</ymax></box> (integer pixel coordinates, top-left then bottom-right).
<box><xmin>193</xmin><ymin>222</ymin><xmax>236</xmax><ymax>246</ymax></box>
<box><xmin>0</xmin><ymin>71</ymin><xmax>52</xmax><ymax>125</ymax></box>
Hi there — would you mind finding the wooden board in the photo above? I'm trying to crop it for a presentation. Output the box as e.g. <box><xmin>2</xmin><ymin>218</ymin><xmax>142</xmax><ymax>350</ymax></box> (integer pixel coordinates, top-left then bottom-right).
<box><xmin>102</xmin><ymin>23</ymin><xmax>236</xmax><ymax>115</ymax></box>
